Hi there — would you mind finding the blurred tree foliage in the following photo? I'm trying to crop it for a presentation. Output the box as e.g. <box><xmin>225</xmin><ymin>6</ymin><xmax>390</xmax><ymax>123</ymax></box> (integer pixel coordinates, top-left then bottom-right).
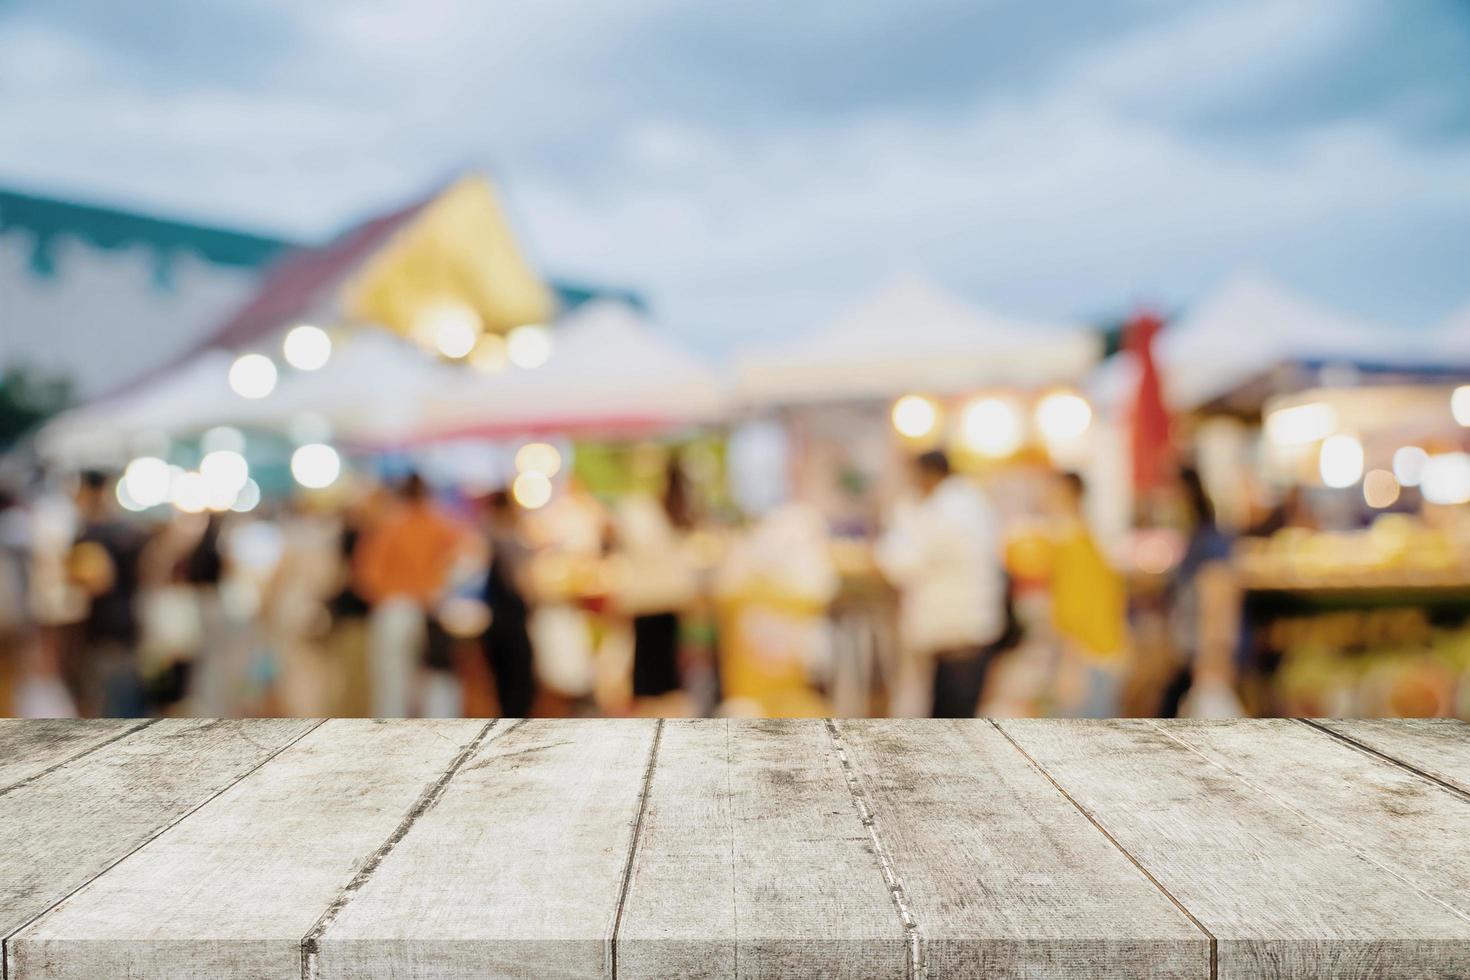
<box><xmin>0</xmin><ymin>366</ymin><xmax>72</xmax><ymax>451</ymax></box>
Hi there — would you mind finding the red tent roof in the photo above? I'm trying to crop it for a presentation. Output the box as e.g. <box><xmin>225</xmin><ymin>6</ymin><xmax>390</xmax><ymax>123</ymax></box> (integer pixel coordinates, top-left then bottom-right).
<box><xmin>189</xmin><ymin>192</ymin><xmax>435</xmax><ymax>355</ymax></box>
<box><xmin>98</xmin><ymin>189</ymin><xmax>437</xmax><ymax>402</ymax></box>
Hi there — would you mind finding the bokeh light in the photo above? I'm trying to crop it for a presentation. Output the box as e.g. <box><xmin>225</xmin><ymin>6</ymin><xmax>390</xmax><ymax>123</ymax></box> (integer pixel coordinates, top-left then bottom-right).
<box><xmin>122</xmin><ymin>456</ymin><xmax>171</xmax><ymax>509</ymax></box>
<box><xmin>1265</xmin><ymin>402</ymin><xmax>1336</xmax><ymax>446</ymax></box>
<box><xmin>231</xmin><ymin>478</ymin><xmax>262</xmax><ymax>513</ymax></box>
<box><xmin>507</xmin><ymin>324</ymin><xmax>553</xmax><ymax>369</ymax></box>
<box><xmin>291</xmin><ymin>443</ymin><xmax>341</xmax><ymax>489</ymax></box>
<box><xmin>1452</xmin><ymin>385</ymin><xmax>1470</xmax><ymax>427</ymax></box>
<box><xmin>1422</xmin><ymin>453</ymin><xmax>1470</xmax><ymax>505</ymax></box>
<box><xmin>891</xmin><ymin>395</ymin><xmax>939</xmax><ymax>439</ymax></box>
<box><xmin>1035</xmin><ymin>391</ymin><xmax>1092</xmax><ymax>443</ymax></box>
<box><xmin>433</xmin><ymin>306</ymin><xmax>481</xmax><ymax>359</ymax></box>
<box><xmin>1392</xmin><ymin>446</ymin><xmax>1428</xmax><ymax>487</ymax></box>
<box><xmin>1362</xmin><ymin>469</ymin><xmax>1400</xmax><ymax>509</ymax></box>
<box><xmin>515</xmin><ymin>442</ymin><xmax>562</xmax><ymax>477</ymax></box>
<box><xmin>282</xmin><ymin>324</ymin><xmax>332</xmax><ymax>371</ymax></box>
<box><xmin>115</xmin><ymin>480</ymin><xmax>145</xmax><ymax>512</ymax></box>
<box><xmin>200</xmin><ymin>450</ymin><xmax>249</xmax><ymax>496</ymax></box>
<box><xmin>960</xmin><ymin>395</ymin><xmax>1023</xmax><ymax>457</ymax></box>
<box><xmin>169</xmin><ymin>471</ymin><xmax>208</xmax><ymax>513</ymax></box>
<box><xmin>228</xmin><ymin>353</ymin><xmax>278</xmax><ymax>399</ymax></box>
<box><xmin>512</xmin><ymin>470</ymin><xmax>553</xmax><ymax>509</ymax></box>
<box><xmin>1318</xmin><ymin>434</ymin><xmax>1364</xmax><ymax>488</ymax></box>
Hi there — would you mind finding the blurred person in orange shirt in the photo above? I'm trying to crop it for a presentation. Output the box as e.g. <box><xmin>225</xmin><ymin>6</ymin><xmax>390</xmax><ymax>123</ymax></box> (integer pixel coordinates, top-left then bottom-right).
<box><xmin>1047</xmin><ymin>471</ymin><xmax>1128</xmax><ymax>717</ymax></box>
<box><xmin>355</xmin><ymin>473</ymin><xmax>467</xmax><ymax>716</ymax></box>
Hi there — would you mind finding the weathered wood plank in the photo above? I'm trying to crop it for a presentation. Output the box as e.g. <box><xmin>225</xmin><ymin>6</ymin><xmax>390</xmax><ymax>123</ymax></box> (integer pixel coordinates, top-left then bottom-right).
<box><xmin>313</xmin><ymin>718</ymin><xmax>659</xmax><ymax>980</ymax></box>
<box><xmin>0</xmin><ymin>718</ymin><xmax>317</xmax><ymax>963</ymax></box>
<box><xmin>8</xmin><ymin>719</ymin><xmax>487</xmax><ymax>980</ymax></box>
<box><xmin>835</xmin><ymin>719</ymin><xmax>1208</xmax><ymax>978</ymax></box>
<box><xmin>1310</xmin><ymin>719</ymin><xmax>1470</xmax><ymax>795</ymax></box>
<box><xmin>5</xmin><ymin>719</ymin><xmax>1468</xmax><ymax>980</ymax></box>
<box><xmin>1000</xmin><ymin>718</ymin><xmax>1470</xmax><ymax>979</ymax></box>
<box><xmin>616</xmin><ymin>719</ymin><xmax>907</xmax><ymax>979</ymax></box>
<box><xmin>1150</xmin><ymin>719</ymin><xmax>1470</xmax><ymax>920</ymax></box>
<box><xmin>0</xmin><ymin>718</ymin><xmax>150</xmax><ymax>791</ymax></box>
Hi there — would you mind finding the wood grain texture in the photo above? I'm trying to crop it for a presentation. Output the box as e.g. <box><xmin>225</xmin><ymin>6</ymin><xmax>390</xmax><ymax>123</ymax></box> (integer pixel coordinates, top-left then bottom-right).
<box><xmin>1000</xmin><ymin>718</ymin><xmax>1470</xmax><ymax>980</ymax></box>
<box><xmin>1151</xmin><ymin>719</ymin><xmax>1470</xmax><ymax>920</ymax></box>
<box><xmin>0</xmin><ymin>718</ymin><xmax>150</xmax><ymax>792</ymax></box>
<box><xmin>0</xmin><ymin>718</ymin><xmax>317</xmax><ymax>963</ymax></box>
<box><xmin>313</xmin><ymin>718</ymin><xmax>659</xmax><ymax>980</ymax></box>
<box><xmin>616</xmin><ymin>719</ymin><xmax>907</xmax><ymax>980</ymax></box>
<box><xmin>4</xmin><ymin>719</ymin><xmax>1470</xmax><ymax>980</ymax></box>
<box><xmin>7</xmin><ymin>719</ymin><xmax>485</xmax><ymax>980</ymax></box>
<box><xmin>1310</xmin><ymin>719</ymin><xmax>1470</xmax><ymax>795</ymax></box>
<box><xmin>836</xmin><ymin>719</ymin><xmax>1208</xmax><ymax>979</ymax></box>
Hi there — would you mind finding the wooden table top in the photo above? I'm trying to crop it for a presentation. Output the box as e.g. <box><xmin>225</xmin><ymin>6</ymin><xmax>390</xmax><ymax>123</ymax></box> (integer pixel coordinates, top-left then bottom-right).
<box><xmin>1</xmin><ymin>717</ymin><xmax>1467</xmax><ymax>979</ymax></box>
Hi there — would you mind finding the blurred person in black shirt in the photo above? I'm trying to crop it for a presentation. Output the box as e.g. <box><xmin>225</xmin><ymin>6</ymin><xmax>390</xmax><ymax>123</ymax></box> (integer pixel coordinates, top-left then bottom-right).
<box><xmin>1160</xmin><ymin>467</ymin><xmax>1241</xmax><ymax>718</ymax></box>
<box><xmin>66</xmin><ymin>470</ymin><xmax>147</xmax><ymax>716</ymax></box>
<box><xmin>482</xmin><ymin>490</ymin><xmax>536</xmax><ymax>717</ymax></box>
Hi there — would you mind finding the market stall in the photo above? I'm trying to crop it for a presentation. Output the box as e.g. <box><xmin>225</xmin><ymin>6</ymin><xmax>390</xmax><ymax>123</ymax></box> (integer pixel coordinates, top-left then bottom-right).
<box><xmin>40</xmin><ymin>330</ymin><xmax>459</xmax><ymax>465</ymax></box>
<box><xmin>1089</xmin><ymin>273</ymin><xmax>1470</xmax><ymax>720</ymax></box>
<box><xmin>415</xmin><ymin>300</ymin><xmax>727</xmax><ymax>439</ymax></box>
<box><xmin>727</xmin><ymin>273</ymin><xmax>1105</xmax><ymax>715</ymax></box>
<box><xmin>1234</xmin><ymin>376</ymin><xmax>1470</xmax><ymax>718</ymax></box>
<box><xmin>731</xmin><ymin>272</ymin><xmax>1102</xmax><ymax>508</ymax></box>
<box><xmin>1090</xmin><ymin>272</ymin><xmax>1437</xmax><ymax>416</ymax></box>
<box><xmin>735</xmin><ymin>272</ymin><xmax>1098</xmax><ymax>405</ymax></box>
<box><xmin>38</xmin><ymin>172</ymin><xmax>570</xmax><ymax>495</ymax></box>
<box><xmin>27</xmin><ymin>174</ymin><xmax>733</xmax><ymax>721</ymax></box>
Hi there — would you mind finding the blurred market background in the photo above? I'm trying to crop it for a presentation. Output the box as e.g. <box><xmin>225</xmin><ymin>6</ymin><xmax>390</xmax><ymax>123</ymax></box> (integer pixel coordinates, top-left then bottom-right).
<box><xmin>2</xmin><ymin>0</ymin><xmax>1469</xmax><ymax>720</ymax></box>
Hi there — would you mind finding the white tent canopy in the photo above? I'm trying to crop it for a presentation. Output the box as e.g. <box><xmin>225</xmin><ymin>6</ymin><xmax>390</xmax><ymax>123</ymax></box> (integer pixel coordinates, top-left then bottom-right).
<box><xmin>40</xmin><ymin>329</ymin><xmax>455</xmax><ymax>464</ymax></box>
<box><xmin>734</xmin><ymin>272</ymin><xmax>1100</xmax><ymax>405</ymax></box>
<box><xmin>1089</xmin><ymin>272</ymin><xmax>1433</xmax><ymax>413</ymax></box>
<box><xmin>416</xmin><ymin>300</ymin><xmax>727</xmax><ymax>437</ymax></box>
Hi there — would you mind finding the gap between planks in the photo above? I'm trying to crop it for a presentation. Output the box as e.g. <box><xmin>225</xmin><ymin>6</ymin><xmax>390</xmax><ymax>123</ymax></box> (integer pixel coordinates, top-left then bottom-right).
<box><xmin>0</xmin><ymin>719</ymin><xmax>156</xmax><ymax>799</ymax></box>
<box><xmin>990</xmin><ymin>720</ymin><xmax>1220</xmax><ymax>980</ymax></box>
<box><xmin>300</xmin><ymin>718</ymin><xmax>506</xmax><ymax>980</ymax></box>
<box><xmin>606</xmin><ymin>718</ymin><xmax>666</xmax><ymax>980</ymax></box>
<box><xmin>1297</xmin><ymin>718</ymin><xmax>1470</xmax><ymax>804</ymax></box>
<box><xmin>823</xmin><ymin>719</ymin><xmax>923</xmax><ymax>980</ymax></box>
<box><xmin>1142</xmin><ymin>719</ymin><xmax>1470</xmax><ymax>930</ymax></box>
<box><xmin>0</xmin><ymin>718</ymin><xmax>326</xmax><ymax>980</ymax></box>
<box><xmin>726</xmin><ymin>721</ymin><xmax>738</xmax><ymax>980</ymax></box>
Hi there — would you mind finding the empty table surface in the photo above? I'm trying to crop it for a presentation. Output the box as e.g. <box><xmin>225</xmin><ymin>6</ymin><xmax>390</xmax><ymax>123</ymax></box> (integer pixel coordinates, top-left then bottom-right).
<box><xmin>1</xmin><ymin>717</ymin><xmax>1466</xmax><ymax>979</ymax></box>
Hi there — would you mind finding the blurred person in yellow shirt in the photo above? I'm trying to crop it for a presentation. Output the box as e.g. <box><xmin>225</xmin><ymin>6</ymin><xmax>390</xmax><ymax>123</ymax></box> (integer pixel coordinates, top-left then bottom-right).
<box><xmin>1047</xmin><ymin>471</ymin><xmax>1128</xmax><ymax>717</ymax></box>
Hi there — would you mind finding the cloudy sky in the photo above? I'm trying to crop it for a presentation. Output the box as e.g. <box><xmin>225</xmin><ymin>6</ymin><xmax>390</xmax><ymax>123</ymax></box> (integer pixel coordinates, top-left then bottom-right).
<box><xmin>3</xmin><ymin>0</ymin><xmax>1468</xmax><ymax>349</ymax></box>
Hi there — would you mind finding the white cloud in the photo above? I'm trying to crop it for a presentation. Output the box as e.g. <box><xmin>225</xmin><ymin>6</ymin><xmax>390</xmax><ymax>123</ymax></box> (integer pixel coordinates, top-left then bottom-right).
<box><xmin>1</xmin><ymin>0</ymin><xmax>1466</xmax><ymax>350</ymax></box>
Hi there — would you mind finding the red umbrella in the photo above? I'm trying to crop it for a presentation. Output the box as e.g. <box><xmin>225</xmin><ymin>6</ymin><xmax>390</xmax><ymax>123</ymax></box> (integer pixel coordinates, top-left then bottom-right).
<box><xmin>1127</xmin><ymin>310</ymin><xmax>1172</xmax><ymax>495</ymax></box>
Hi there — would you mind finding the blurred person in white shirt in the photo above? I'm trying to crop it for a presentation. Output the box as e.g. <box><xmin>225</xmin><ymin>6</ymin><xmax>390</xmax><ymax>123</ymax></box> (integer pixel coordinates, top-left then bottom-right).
<box><xmin>876</xmin><ymin>450</ymin><xmax>1004</xmax><ymax>717</ymax></box>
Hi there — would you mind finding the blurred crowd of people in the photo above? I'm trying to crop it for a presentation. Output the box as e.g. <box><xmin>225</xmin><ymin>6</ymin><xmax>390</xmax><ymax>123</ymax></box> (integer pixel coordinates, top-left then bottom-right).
<box><xmin>0</xmin><ymin>449</ymin><xmax>1277</xmax><ymax>722</ymax></box>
